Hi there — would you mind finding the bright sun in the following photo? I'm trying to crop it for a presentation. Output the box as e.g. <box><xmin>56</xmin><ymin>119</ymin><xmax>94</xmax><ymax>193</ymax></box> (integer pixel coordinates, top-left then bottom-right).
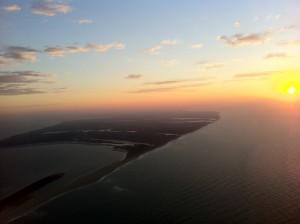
<box><xmin>287</xmin><ymin>86</ymin><xmax>296</xmax><ymax>95</ymax></box>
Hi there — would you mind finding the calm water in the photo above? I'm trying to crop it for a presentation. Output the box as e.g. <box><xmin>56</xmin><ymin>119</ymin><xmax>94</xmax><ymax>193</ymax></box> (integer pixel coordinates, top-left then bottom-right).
<box><xmin>9</xmin><ymin>106</ymin><xmax>300</xmax><ymax>223</ymax></box>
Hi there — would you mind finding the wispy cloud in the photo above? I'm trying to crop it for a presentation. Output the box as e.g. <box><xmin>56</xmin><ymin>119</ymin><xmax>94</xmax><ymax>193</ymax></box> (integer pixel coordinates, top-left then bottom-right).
<box><xmin>0</xmin><ymin>42</ymin><xmax>126</xmax><ymax>66</ymax></box>
<box><xmin>196</xmin><ymin>60</ymin><xmax>226</xmax><ymax>70</ymax></box>
<box><xmin>234</xmin><ymin>21</ymin><xmax>241</xmax><ymax>28</ymax></box>
<box><xmin>44</xmin><ymin>45</ymin><xmax>89</xmax><ymax>56</ymax></box>
<box><xmin>86</xmin><ymin>42</ymin><xmax>126</xmax><ymax>52</ymax></box>
<box><xmin>0</xmin><ymin>70</ymin><xmax>63</xmax><ymax>95</ymax></box>
<box><xmin>0</xmin><ymin>71</ymin><xmax>53</xmax><ymax>84</ymax></box>
<box><xmin>202</xmin><ymin>63</ymin><xmax>225</xmax><ymax>70</ymax></box>
<box><xmin>143</xmin><ymin>77</ymin><xmax>213</xmax><ymax>86</ymax></box>
<box><xmin>266</xmin><ymin>14</ymin><xmax>280</xmax><ymax>20</ymax></box>
<box><xmin>161</xmin><ymin>39</ymin><xmax>179</xmax><ymax>45</ymax></box>
<box><xmin>44</xmin><ymin>43</ymin><xmax>125</xmax><ymax>56</ymax></box>
<box><xmin>31</xmin><ymin>0</ymin><xmax>72</xmax><ymax>16</ymax></box>
<box><xmin>217</xmin><ymin>30</ymin><xmax>274</xmax><ymax>47</ymax></box>
<box><xmin>264</xmin><ymin>52</ymin><xmax>288</xmax><ymax>59</ymax></box>
<box><xmin>278</xmin><ymin>39</ymin><xmax>300</xmax><ymax>46</ymax></box>
<box><xmin>127</xmin><ymin>77</ymin><xmax>215</xmax><ymax>93</ymax></box>
<box><xmin>142</xmin><ymin>45</ymin><xmax>162</xmax><ymax>55</ymax></box>
<box><xmin>125</xmin><ymin>74</ymin><xmax>143</xmax><ymax>79</ymax></box>
<box><xmin>2</xmin><ymin>5</ymin><xmax>21</xmax><ymax>12</ymax></box>
<box><xmin>127</xmin><ymin>82</ymin><xmax>212</xmax><ymax>93</ymax></box>
<box><xmin>191</xmin><ymin>44</ymin><xmax>204</xmax><ymax>49</ymax></box>
<box><xmin>234</xmin><ymin>71</ymin><xmax>273</xmax><ymax>78</ymax></box>
<box><xmin>160</xmin><ymin>59</ymin><xmax>177</xmax><ymax>66</ymax></box>
<box><xmin>77</xmin><ymin>19</ymin><xmax>93</xmax><ymax>24</ymax></box>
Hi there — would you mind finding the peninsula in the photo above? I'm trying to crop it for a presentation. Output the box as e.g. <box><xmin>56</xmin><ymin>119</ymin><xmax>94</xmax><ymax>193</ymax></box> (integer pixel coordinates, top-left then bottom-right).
<box><xmin>0</xmin><ymin>111</ymin><xmax>219</xmax><ymax>223</ymax></box>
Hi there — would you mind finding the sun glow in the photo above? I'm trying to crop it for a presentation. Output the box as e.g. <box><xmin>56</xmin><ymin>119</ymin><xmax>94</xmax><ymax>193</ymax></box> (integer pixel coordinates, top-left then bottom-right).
<box><xmin>287</xmin><ymin>86</ymin><xmax>296</xmax><ymax>95</ymax></box>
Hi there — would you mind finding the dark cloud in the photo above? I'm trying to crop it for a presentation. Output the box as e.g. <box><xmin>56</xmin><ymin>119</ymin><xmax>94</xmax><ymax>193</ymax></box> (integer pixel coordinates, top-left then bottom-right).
<box><xmin>0</xmin><ymin>86</ymin><xmax>45</xmax><ymax>95</ymax></box>
<box><xmin>0</xmin><ymin>71</ymin><xmax>53</xmax><ymax>84</ymax></box>
<box><xmin>0</xmin><ymin>70</ymin><xmax>64</xmax><ymax>95</ymax></box>
<box><xmin>217</xmin><ymin>30</ymin><xmax>274</xmax><ymax>47</ymax></box>
<box><xmin>0</xmin><ymin>46</ymin><xmax>40</xmax><ymax>66</ymax></box>
<box><xmin>1</xmin><ymin>46</ymin><xmax>40</xmax><ymax>63</ymax></box>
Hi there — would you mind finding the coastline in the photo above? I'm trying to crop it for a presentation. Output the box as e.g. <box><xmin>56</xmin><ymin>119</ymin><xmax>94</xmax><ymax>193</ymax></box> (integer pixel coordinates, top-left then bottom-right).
<box><xmin>0</xmin><ymin>111</ymin><xmax>219</xmax><ymax>223</ymax></box>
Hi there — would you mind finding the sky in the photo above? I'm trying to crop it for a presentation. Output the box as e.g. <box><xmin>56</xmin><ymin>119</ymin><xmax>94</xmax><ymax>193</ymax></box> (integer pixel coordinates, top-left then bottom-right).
<box><xmin>0</xmin><ymin>0</ymin><xmax>300</xmax><ymax>114</ymax></box>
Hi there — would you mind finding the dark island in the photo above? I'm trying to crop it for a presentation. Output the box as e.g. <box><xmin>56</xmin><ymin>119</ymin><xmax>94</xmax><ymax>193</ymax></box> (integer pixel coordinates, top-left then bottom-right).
<box><xmin>0</xmin><ymin>111</ymin><xmax>219</xmax><ymax>223</ymax></box>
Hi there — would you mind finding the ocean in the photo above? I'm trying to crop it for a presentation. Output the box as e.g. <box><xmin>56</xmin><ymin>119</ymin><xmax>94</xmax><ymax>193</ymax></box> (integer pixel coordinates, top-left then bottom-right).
<box><xmin>5</xmin><ymin>104</ymin><xmax>300</xmax><ymax>223</ymax></box>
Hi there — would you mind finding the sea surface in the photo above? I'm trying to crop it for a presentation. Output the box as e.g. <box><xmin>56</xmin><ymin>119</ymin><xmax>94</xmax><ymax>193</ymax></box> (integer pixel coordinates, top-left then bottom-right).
<box><xmin>6</xmin><ymin>105</ymin><xmax>300</xmax><ymax>223</ymax></box>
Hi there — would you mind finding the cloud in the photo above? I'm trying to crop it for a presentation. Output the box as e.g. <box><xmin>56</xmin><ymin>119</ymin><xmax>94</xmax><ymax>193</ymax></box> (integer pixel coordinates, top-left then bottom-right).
<box><xmin>191</xmin><ymin>44</ymin><xmax>204</xmax><ymax>49</ymax></box>
<box><xmin>253</xmin><ymin>16</ymin><xmax>259</xmax><ymax>21</ymax></box>
<box><xmin>0</xmin><ymin>70</ymin><xmax>63</xmax><ymax>95</ymax></box>
<box><xmin>0</xmin><ymin>71</ymin><xmax>53</xmax><ymax>84</ymax></box>
<box><xmin>127</xmin><ymin>83</ymin><xmax>212</xmax><ymax>93</ymax></box>
<box><xmin>125</xmin><ymin>74</ymin><xmax>143</xmax><ymax>79</ymax></box>
<box><xmin>203</xmin><ymin>63</ymin><xmax>225</xmax><ymax>70</ymax></box>
<box><xmin>142</xmin><ymin>45</ymin><xmax>162</xmax><ymax>55</ymax></box>
<box><xmin>234</xmin><ymin>71</ymin><xmax>273</xmax><ymax>78</ymax></box>
<box><xmin>86</xmin><ymin>42</ymin><xmax>126</xmax><ymax>52</ymax></box>
<box><xmin>127</xmin><ymin>76</ymin><xmax>215</xmax><ymax>93</ymax></box>
<box><xmin>0</xmin><ymin>46</ymin><xmax>41</xmax><ymax>66</ymax></box>
<box><xmin>217</xmin><ymin>30</ymin><xmax>274</xmax><ymax>47</ymax></box>
<box><xmin>0</xmin><ymin>42</ymin><xmax>126</xmax><ymax>66</ymax></box>
<box><xmin>278</xmin><ymin>39</ymin><xmax>300</xmax><ymax>46</ymax></box>
<box><xmin>31</xmin><ymin>1</ymin><xmax>72</xmax><ymax>16</ymax></box>
<box><xmin>44</xmin><ymin>45</ymin><xmax>88</xmax><ymax>56</ymax></box>
<box><xmin>0</xmin><ymin>86</ymin><xmax>45</xmax><ymax>95</ymax></box>
<box><xmin>2</xmin><ymin>5</ymin><xmax>21</xmax><ymax>11</ymax></box>
<box><xmin>234</xmin><ymin>22</ymin><xmax>241</xmax><ymax>28</ymax></box>
<box><xmin>143</xmin><ymin>77</ymin><xmax>213</xmax><ymax>86</ymax></box>
<box><xmin>264</xmin><ymin>52</ymin><xmax>288</xmax><ymax>59</ymax></box>
<box><xmin>266</xmin><ymin>14</ymin><xmax>280</xmax><ymax>20</ymax></box>
<box><xmin>160</xmin><ymin>59</ymin><xmax>177</xmax><ymax>66</ymax></box>
<box><xmin>44</xmin><ymin>42</ymin><xmax>126</xmax><ymax>56</ymax></box>
<box><xmin>77</xmin><ymin>19</ymin><xmax>93</xmax><ymax>24</ymax></box>
<box><xmin>196</xmin><ymin>61</ymin><xmax>226</xmax><ymax>70</ymax></box>
<box><xmin>0</xmin><ymin>56</ymin><xmax>12</xmax><ymax>67</ymax></box>
<box><xmin>161</xmin><ymin>39</ymin><xmax>179</xmax><ymax>45</ymax></box>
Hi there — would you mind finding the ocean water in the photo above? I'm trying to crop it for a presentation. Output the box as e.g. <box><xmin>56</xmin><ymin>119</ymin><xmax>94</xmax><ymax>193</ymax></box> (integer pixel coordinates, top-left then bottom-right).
<box><xmin>8</xmin><ymin>106</ymin><xmax>300</xmax><ymax>223</ymax></box>
<box><xmin>0</xmin><ymin>144</ymin><xmax>124</xmax><ymax>200</ymax></box>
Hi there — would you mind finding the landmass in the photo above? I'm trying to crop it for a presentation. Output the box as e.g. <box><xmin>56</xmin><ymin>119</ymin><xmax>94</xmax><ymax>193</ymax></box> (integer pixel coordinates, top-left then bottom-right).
<box><xmin>0</xmin><ymin>111</ymin><xmax>219</xmax><ymax>223</ymax></box>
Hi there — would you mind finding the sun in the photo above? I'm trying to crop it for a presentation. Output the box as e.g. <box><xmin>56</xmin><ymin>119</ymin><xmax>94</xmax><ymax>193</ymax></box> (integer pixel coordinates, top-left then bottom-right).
<box><xmin>287</xmin><ymin>86</ymin><xmax>296</xmax><ymax>95</ymax></box>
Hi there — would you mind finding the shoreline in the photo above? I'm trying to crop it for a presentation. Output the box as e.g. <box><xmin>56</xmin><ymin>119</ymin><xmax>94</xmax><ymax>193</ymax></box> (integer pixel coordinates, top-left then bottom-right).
<box><xmin>0</xmin><ymin>111</ymin><xmax>219</xmax><ymax>223</ymax></box>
